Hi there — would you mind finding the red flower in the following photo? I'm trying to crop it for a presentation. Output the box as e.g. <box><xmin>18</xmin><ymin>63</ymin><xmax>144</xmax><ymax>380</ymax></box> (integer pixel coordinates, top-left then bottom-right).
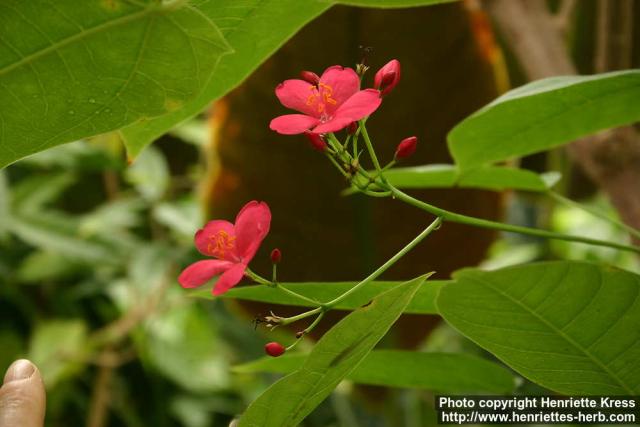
<box><xmin>270</xmin><ymin>65</ymin><xmax>382</xmax><ymax>135</ymax></box>
<box><xmin>265</xmin><ymin>342</ymin><xmax>286</xmax><ymax>357</ymax></box>
<box><xmin>374</xmin><ymin>59</ymin><xmax>401</xmax><ymax>96</ymax></box>
<box><xmin>395</xmin><ymin>136</ymin><xmax>418</xmax><ymax>160</ymax></box>
<box><xmin>178</xmin><ymin>201</ymin><xmax>271</xmax><ymax>296</ymax></box>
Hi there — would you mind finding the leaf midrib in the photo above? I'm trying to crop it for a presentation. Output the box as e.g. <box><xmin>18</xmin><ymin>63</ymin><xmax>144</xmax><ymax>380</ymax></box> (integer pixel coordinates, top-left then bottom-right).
<box><xmin>0</xmin><ymin>5</ymin><xmax>158</xmax><ymax>77</ymax></box>
<box><xmin>467</xmin><ymin>273</ymin><xmax>633</xmax><ymax>394</ymax></box>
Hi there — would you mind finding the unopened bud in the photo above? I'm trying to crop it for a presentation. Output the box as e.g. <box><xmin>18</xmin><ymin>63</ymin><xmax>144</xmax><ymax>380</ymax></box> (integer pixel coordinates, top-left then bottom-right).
<box><xmin>264</xmin><ymin>342</ymin><xmax>286</xmax><ymax>357</ymax></box>
<box><xmin>270</xmin><ymin>248</ymin><xmax>282</xmax><ymax>264</ymax></box>
<box><xmin>300</xmin><ymin>70</ymin><xmax>320</xmax><ymax>85</ymax></box>
<box><xmin>395</xmin><ymin>136</ymin><xmax>418</xmax><ymax>160</ymax></box>
<box><xmin>347</xmin><ymin>121</ymin><xmax>358</xmax><ymax>135</ymax></box>
<box><xmin>374</xmin><ymin>59</ymin><xmax>401</xmax><ymax>95</ymax></box>
<box><xmin>305</xmin><ymin>132</ymin><xmax>327</xmax><ymax>152</ymax></box>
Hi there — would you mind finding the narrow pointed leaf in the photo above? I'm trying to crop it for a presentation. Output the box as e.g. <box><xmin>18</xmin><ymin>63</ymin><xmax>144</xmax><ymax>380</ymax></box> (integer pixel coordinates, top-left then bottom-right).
<box><xmin>235</xmin><ymin>350</ymin><xmax>516</xmax><ymax>393</ymax></box>
<box><xmin>238</xmin><ymin>275</ymin><xmax>426</xmax><ymax>427</ymax></box>
<box><xmin>437</xmin><ymin>261</ymin><xmax>640</xmax><ymax>395</ymax></box>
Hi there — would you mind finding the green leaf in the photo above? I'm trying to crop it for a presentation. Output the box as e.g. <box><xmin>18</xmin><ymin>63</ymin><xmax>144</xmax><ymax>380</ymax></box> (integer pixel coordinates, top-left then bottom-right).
<box><xmin>16</xmin><ymin>250</ymin><xmax>82</xmax><ymax>283</ymax></box>
<box><xmin>10</xmin><ymin>211</ymin><xmax>119</xmax><ymax>263</ymax></box>
<box><xmin>235</xmin><ymin>350</ymin><xmax>516</xmax><ymax>393</ymax></box>
<box><xmin>0</xmin><ymin>0</ymin><xmax>231</xmax><ymax>167</ymax></box>
<box><xmin>119</xmin><ymin>0</ymin><xmax>330</xmax><ymax>157</ymax></box>
<box><xmin>190</xmin><ymin>280</ymin><xmax>447</xmax><ymax>314</ymax></box>
<box><xmin>0</xmin><ymin>171</ymin><xmax>9</xmax><ymax>239</ymax></box>
<box><xmin>437</xmin><ymin>261</ymin><xmax>640</xmax><ymax>395</ymax></box>
<box><xmin>330</xmin><ymin>0</ymin><xmax>457</xmax><ymax>7</ymax></box>
<box><xmin>382</xmin><ymin>164</ymin><xmax>554</xmax><ymax>192</ymax></box>
<box><xmin>143</xmin><ymin>304</ymin><xmax>230</xmax><ymax>392</ymax></box>
<box><xmin>29</xmin><ymin>319</ymin><xmax>87</xmax><ymax>387</ymax></box>
<box><xmin>448</xmin><ymin>70</ymin><xmax>640</xmax><ymax>170</ymax></box>
<box><xmin>239</xmin><ymin>275</ymin><xmax>426</xmax><ymax>426</ymax></box>
<box><xmin>124</xmin><ymin>145</ymin><xmax>169</xmax><ymax>201</ymax></box>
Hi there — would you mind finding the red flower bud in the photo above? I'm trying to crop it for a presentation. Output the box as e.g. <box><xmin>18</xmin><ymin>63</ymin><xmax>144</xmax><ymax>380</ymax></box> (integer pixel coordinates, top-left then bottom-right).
<box><xmin>265</xmin><ymin>342</ymin><xmax>286</xmax><ymax>357</ymax></box>
<box><xmin>270</xmin><ymin>248</ymin><xmax>282</xmax><ymax>264</ymax></box>
<box><xmin>347</xmin><ymin>121</ymin><xmax>358</xmax><ymax>135</ymax></box>
<box><xmin>305</xmin><ymin>132</ymin><xmax>327</xmax><ymax>152</ymax></box>
<box><xmin>395</xmin><ymin>136</ymin><xmax>418</xmax><ymax>160</ymax></box>
<box><xmin>374</xmin><ymin>59</ymin><xmax>401</xmax><ymax>95</ymax></box>
<box><xmin>300</xmin><ymin>70</ymin><xmax>320</xmax><ymax>85</ymax></box>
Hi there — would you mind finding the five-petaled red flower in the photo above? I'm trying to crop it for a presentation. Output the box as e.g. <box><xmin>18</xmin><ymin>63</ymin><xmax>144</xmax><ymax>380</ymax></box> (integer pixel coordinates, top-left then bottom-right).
<box><xmin>270</xmin><ymin>65</ymin><xmax>382</xmax><ymax>135</ymax></box>
<box><xmin>178</xmin><ymin>201</ymin><xmax>271</xmax><ymax>296</ymax></box>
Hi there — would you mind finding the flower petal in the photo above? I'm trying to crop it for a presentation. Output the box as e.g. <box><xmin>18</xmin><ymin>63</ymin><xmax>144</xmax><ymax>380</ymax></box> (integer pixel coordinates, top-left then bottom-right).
<box><xmin>319</xmin><ymin>66</ymin><xmax>360</xmax><ymax>114</ymax></box>
<box><xmin>194</xmin><ymin>220</ymin><xmax>238</xmax><ymax>260</ymax></box>
<box><xmin>235</xmin><ymin>201</ymin><xmax>271</xmax><ymax>262</ymax></box>
<box><xmin>275</xmin><ymin>79</ymin><xmax>320</xmax><ymax>116</ymax></box>
<box><xmin>333</xmin><ymin>89</ymin><xmax>382</xmax><ymax>122</ymax></box>
<box><xmin>213</xmin><ymin>263</ymin><xmax>247</xmax><ymax>295</ymax></box>
<box><xmin>270</xmin><ymin>114</ymin><xmax>319</xmax><ymax>135</ymax></box>
<box><xmin>178</xmin><ymin>259</ymin><xmax>234</xmax><ymax>288</ymax></box>
<box><xmin>311</xmin><ymin>116</ymin><xmax>355</xmax><ymax>134</ymax></box>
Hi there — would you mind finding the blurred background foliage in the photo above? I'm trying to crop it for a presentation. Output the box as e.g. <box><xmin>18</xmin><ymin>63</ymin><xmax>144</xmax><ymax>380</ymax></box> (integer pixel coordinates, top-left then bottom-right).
<box><xmin>1</xmin><ymin>0</ymin><xmax>639</xmax><ymax>426</ymax></box>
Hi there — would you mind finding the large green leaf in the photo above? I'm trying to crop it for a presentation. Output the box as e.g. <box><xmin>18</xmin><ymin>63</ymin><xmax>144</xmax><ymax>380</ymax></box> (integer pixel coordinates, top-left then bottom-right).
<box><xmin>190</xmin><ymin>280</ymin><xmax>447</xmax><ymax>314</ymax></box>
<box><xmin>382</xmin><ymin>164</ymin><xmax>558</xmax><ymax>192</ymax></box>
<box><xmin>437</xmin><ymin>261</ymin><xmax>640</xmax><ymax>395</ymax></box>
<box><xmin>448</xmin><ymin>70</ymin><xmax>640</xmax><ymax>170</ymax></box>
<box><xmin>119</xmin><ymin>0</ymin><xmax>331</xmax><ymax>156</ymax></box>
<box><xmin>239</xmin><ymin>275</ymin><xmax>426</xmax><ymax>426</ymax></box>
<box><xmin>0</xmin><ymin>0</ymin><xmax>231</xmax><ymax>167</ymax></box>
<box><xmin>235</xmin><ymin>350</ymin><xmax>516</xmax><ymax>393</ymax></box>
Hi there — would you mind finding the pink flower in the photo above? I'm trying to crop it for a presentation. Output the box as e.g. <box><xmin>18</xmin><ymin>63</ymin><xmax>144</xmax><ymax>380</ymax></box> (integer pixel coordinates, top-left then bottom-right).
<box><xmin>178</xmin><ymin>201</ymin><xmax>271</xmax><ymax>296</ymax></box>
<box><xmin>270</xmin><ymin>65</ymin><xmax>382</xmax><ymax>135</ymax></box>
<box><xmin>374</xmin><ymin>59</ymin><xmax>401</xmax><ymax>96</ymax></box>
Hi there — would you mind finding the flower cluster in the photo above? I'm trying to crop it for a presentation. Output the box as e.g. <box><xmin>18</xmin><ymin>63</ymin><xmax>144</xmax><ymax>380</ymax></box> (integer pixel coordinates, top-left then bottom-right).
<box><xmin>179</xmin><ymin>59</ymin><xmax>417</xmax><ymax>358</ymax></box>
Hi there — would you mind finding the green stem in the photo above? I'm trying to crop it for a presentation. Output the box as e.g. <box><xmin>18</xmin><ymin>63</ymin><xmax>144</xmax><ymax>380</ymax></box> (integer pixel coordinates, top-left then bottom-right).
<box><xmin>245</xmin><ymin>269</ymin><xmax>320</xmax><ymax>305</ymax></box>
<box><xmin>323</xmin><ymin>216</ymin><xmax>442</xmax><ymax>308</ymax></box>
<box><xmin>326</xmin><ymin>152</ymin><xmax>350</xmax><ymax>179</ymax></box>
<box><xmin>359</xmin><ymin>120</ymin><xmax>383</xmax><ymax>176</ymax></box>
<box><xmin>547</xmin><ymin>190</ymin><xmax>640</xmax><ymax>241</ymax></box>
<box><xmin>302</xmin><ymin>312</ymin><xmax>324</xmax><ymax>335</ymax></box>
<box><xmin>280</xmin><ymin>307</ymin><xmax>323</xmax><ymax>326</ymax></box>
<box><xmin>384</xmin><ymin>184</ymin><xmax>640</xmax><ymax>254</ymax></box>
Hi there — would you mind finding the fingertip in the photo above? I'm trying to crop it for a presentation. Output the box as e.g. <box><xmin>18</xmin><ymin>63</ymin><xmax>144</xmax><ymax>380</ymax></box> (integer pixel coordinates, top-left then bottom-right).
<box><xmin>0</xmin><ymin>359</ymin><xmax>46</xmax><ymax>427</ymax></box>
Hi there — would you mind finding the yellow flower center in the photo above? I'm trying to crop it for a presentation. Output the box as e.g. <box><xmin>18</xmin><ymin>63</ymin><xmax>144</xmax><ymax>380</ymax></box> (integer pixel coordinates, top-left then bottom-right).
<box><xmin>306</xmin><ymin>83</ymin><xmax>337</xmax><ymax>114</ymax></box>
<box><xmin>207</xmin><ymin>230</ymin><xmax>236</xmax><ymax>258</ymax></box>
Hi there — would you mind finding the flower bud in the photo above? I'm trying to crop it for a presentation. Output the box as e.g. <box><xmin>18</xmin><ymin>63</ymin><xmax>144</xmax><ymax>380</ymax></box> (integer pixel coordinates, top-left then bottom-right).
<box><xmin>264</xmin><ymin>342</ymin><xmax>286</xmax><ymax>357</ymax></box>
<box><xmin>347</xmin><ymin>121</ymin><xmax>358</xmax><ymax>135</ymax></box>
<box><xmin>395</xmin><ymin>136</ymin><xmax>418</xmax><ymax>160</ymax></box>
<box><xmin>305</xmin><ymin>132</ymin><xmax>327</xmax><ymax>152</ymax></box>
<box><xmin>374</xmin><ymin>59</ymin><xmax>401</xmax><ymax>95</ymax></box>
<box><xmin>270</xmin><ymin>248</ymin><xmax>282</xmax><ymax>264</ymax></box>
<box><xmin>300</xmin><ymin>70</ymin><xmax>320</xmax><ymax>85</ymax></box>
